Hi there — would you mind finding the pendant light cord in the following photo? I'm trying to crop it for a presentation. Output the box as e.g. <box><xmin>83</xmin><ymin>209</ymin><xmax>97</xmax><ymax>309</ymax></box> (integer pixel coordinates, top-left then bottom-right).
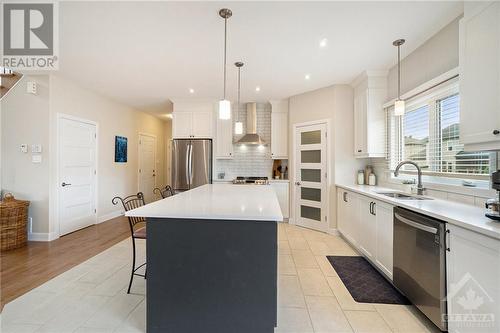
<box><xmin>237</xmin><ymin>66</ymin><xmax>241</xmax><ymax>121</ymax></box>
<box><xmin>397</xmin><ymin>44</ymin><xmax>401</xmax><ymax>100</ymax></box>
<box><xmin>223</xmin><ymin>17</ymin><xmax>227</xmax><ymax>100</ymax></box>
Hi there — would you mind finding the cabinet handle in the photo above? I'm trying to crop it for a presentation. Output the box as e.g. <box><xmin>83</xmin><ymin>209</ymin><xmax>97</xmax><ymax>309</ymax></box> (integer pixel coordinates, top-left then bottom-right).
<box><xmin>343</xmin><ymin>192</ymin><xmax>347</xmax><ymax>202</ymax></box>
<box><xmin>357</xmin><ymin>149</ymin><xmax>362</xmax><ymax>153</ymax></box>
<box><xmin>446</xmin><ymin>229</ymin><xmax>451</xmax><ymax>252</ymax></box>
<box><xmin>369</xmin><ymin>202</ymin><xmax>373</xmax><ymax>214</ymax></box>
<box><xmin>372</xmin><ymin>202</ymin><xmax>376</xmax><ymax>216</ymax></box>
<box><xmin>493</xmin><ymin>129</ymin><xmax>500</xmax><ymax>135</ymax></box>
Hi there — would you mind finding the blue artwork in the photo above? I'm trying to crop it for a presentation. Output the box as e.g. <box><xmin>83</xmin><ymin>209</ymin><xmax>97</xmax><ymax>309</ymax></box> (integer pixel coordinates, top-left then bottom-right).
<box><xmin>115</xmin><ymin>136</ymin><xmax>127</xmax><ymax>163</ymax></box>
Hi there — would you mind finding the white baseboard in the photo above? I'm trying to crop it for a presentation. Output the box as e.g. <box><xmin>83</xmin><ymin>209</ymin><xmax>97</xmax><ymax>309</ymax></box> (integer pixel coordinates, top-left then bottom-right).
<box><xmin>97</xmin><ymin>210</ymin><xmax>124</xmax><ymax>224</ymax></box>
<box><xmin>328</xmin><ymin>228</ymin><xmax>340</xmax><ymax>236</ymax></box>
<box><xmin>28</xmin><ymin>231</ymin><xmax>59</xmax><ymax>242</ymax></box>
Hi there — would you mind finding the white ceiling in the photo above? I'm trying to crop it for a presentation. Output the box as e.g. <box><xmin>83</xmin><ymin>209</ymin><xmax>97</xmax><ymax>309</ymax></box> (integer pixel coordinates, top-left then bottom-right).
<box><xmin>58</xmin><ymin>1</ymin><xmax>463</xmax><ymax>116</ymax></box>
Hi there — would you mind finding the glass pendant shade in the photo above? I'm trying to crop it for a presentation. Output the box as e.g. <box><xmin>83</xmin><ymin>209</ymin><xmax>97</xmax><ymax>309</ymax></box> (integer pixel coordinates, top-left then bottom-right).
<box><xmin>394</xmin><ymin>99</ymin><xmax>405</xmax><ymax>116</ymax></box>
<box><xmin>234</xmin><ymin>121</ymin><xmax>243</xmax><ymax>135</ymax></box>
<box><xmin>219</xmin><ymin>99</ymin><xmax>231</xmax><ymax>120</ymax></box>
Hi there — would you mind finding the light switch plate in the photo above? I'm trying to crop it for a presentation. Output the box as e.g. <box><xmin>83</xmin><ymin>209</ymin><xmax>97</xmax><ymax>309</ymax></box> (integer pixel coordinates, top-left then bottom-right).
<box><xmin>31</xmin><ymin>144</ymin><xmax>42</xmax><ymax>153</ymax></box>
<box><xmin>32</xmin><ymin>155</ymin><xmax>42</xmax><ymax>163</ymax></box>
<box><xmin>26</xmin><ymin>81</ymin><xmax>37</xmax><ymax>94</ymax></box>
<box><xmin>20</xmin><ymin>144</ymin><xmax>28</xmax><ymax>153</ymax></box>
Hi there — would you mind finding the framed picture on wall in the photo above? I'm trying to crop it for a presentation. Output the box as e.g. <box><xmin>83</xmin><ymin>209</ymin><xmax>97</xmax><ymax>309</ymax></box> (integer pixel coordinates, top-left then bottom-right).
<box><xmin>115</xmin><ymin>136</ymin><xmax>128</xmax><ymax>163</ymax></box>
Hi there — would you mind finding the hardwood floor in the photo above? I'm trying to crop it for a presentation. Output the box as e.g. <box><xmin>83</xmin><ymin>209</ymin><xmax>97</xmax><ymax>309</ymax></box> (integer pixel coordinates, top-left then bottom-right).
<box><xmin>0</xmin><ymin>216</ymin><xmax>130</xmax><ymax>309</ymax></box>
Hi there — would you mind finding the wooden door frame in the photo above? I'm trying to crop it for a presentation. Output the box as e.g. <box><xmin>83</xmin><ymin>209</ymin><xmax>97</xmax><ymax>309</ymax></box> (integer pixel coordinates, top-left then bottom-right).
<box><xmin>291</xmin><ymin>119</ymin><xmax>331</xmax><ymax>232</ymax></box>
<box><xmin>56</xmin><ymin>113</ymin><xmax>98</xmax><ymax>238</ymax></box>
<box><xmin>138</xmin><ymin>132</ymin><xmax>157</xmax><ymax>195</ymax></box>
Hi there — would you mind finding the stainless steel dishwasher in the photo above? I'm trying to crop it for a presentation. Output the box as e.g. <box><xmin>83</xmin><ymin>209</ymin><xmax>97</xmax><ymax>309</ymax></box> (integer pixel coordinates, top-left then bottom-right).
<box><xmin>393</xmin><ymin>207</ymin><xmax>447</xmax><ymax>331</ymax></box>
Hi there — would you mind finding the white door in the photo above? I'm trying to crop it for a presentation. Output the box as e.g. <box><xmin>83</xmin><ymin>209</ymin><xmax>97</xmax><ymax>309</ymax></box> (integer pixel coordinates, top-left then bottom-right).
<box><xmin>357</xmin><ymin>195</ymin><xmax>376</xmax><ymax>259</ymax></box>
<box><xmin>58</xmin><ymin>117</ymin><xmax>97</xmax><ymax>236</ymax></box>
<box><xmin>375</xmin><ymin>201</ymin><xmax>394</xmax><ymax>279</ymax></box>
<box><xmin>294</xmin><ymin>123</ymin><xmax>328</xmax><ymax>231</ymax></box>
<box><xmin>337</xmin><ymin>189</ymin><xmax>358</xmax><ymax>246</ymax></box>
<box><xmin>139</xmin><ymin>134</ymin><xmax>157</xmax><ymax>203</ymax></box>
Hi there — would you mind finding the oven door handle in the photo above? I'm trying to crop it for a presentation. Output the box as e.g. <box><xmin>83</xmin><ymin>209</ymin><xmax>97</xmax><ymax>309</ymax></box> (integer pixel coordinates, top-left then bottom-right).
<box><xmin>395</xmin><ymin>213</ymin><xmax>438</xmax><ymax>234</ymax></box>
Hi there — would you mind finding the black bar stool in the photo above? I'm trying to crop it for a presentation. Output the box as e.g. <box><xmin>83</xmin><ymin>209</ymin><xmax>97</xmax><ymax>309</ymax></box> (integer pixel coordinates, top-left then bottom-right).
<box><xmin>112</xmin><ymin>192</ymin><xmax>147</xmax><ymax>294</ymax></box>
<box><xmin>153</xmin><ymin>185</ymin><xmax>175</xmax><ymax>199</ymax></box>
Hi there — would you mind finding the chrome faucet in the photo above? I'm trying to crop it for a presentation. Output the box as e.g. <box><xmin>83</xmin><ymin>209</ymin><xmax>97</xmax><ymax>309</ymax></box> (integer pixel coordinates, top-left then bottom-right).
<box><xmin>394</xmin><ymin>161</ymin><xmax>425</xmax><ymax>195</ymax></box>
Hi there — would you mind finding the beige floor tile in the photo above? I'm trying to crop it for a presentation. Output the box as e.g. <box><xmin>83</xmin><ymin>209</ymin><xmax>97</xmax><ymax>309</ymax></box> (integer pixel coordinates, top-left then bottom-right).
<box><xmin>275</xmin><ymin>307</ymin><xmax>314</xmax><ymax>333</ymax></box>
<box><xmin>344</xmin><ymin>310</ymin><xmax>392</xmax><ymax>333</ymax></box>
<box><xmin>288</xmin><ymin>237</ymin><xmax>310</xmax><ymax>250</ymax></box>
<box><xmin>279</xmin><ymin>254</ymin><xmax>297</xmax><ymax>275</ymax></box>
<box><xmin>83</xmin><ymin>293</ymin><xmax>144</xmax><ymax>330</ymax></box>
<box><xmin>73</xmin><ymin>327</ymin><xmax>114</xmax><ymax>333</ymax></box>
<box><xmin>115</xmin><ymin>299</ymin><xmax>146</xmax><ymax>332</ymax></box>
<box><xmin>0</xmin><ymin>323</ymin><xmax>41</xmax><ymax>333</ymax></box>
<box><xmin>36</xmin><ymin>295</ymin><xmax>110</xmax><ymax>333</ymax></box>
<box><xmin>278</xmin><ymin>275</ymin><xmax>307</xmax><ymax>308</ymax></box>
<box><xmin>315</xmin><ymin>256</ymin><xmax>338</xmax><ymax>277</ymax></box>
<box><xmin>308</xmin><ymin>240</ymin><xmax>333</xmax><ymax>256</ymax></box>
<box><xmin>305</xmin><ymin>296</ymin><xmax>353</xmax><ymax>333</ymax></box>
<box><xmin>326</xmin><ymin>277</ymin><xmax>374</xmax><ymax>311</ymax></box>
<box><xmin>325</xmin><ymin>238</ymin><xmax>359</xmax><ymax>256</ymax></box>
<box><xmin>374</xmin><ymin>304</ymin><xmax>432</xmax><ymax>333</ymax></box>
<box><xmin>297</xmin><ymin>268</ymin><xmax>333</xmax><ymax>296</ymax></box>
<box><xmin>292</xmin><ymin>249</ymin><xmax>319</xmax><ymax>268</ymax></box>
<box><xmin>279</xmin><ymin>240</ymin><xmax>292</xmax><ymax>255</ymax></box>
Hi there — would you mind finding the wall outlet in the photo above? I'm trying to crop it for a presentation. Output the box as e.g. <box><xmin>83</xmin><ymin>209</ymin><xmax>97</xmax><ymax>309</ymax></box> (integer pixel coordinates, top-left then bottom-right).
<box><xmin>20</xmin><ymin>144</ymin><xmax>28</xmax><ymax>153</ymax></box>
<box><xmin>32</xmin><ymin>155</ymin><xmax>42</xmax><ymax>163</ymax></box>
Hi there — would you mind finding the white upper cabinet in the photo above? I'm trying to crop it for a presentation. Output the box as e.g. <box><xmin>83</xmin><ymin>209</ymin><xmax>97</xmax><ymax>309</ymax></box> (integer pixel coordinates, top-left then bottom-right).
<box><xmin>215</xmin><ymin>118</ymin><xmax>233</xmax><ymax>159</ymax></box>
<box><xmin>172</xmin><ymin>100</ymin><xmax>214</xmax><ymax>139</ymax></box>
<box><xmin>351</xmin><ymin>71</ymin><xmax>388</xmax><ymax>158</ymax></box>
<box><xmin>270</xmin><ymin>100</ymin><xmax>288</xmax><ymax>159</ymax></box>
<box><xmin>460</xmin><ymin>1</ymin><xmax>500</xmax><ymax>150</ymax></box>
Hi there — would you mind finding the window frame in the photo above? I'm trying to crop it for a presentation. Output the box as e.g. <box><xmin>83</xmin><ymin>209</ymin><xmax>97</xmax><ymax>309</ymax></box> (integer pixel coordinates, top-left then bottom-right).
<box><xmin>387</xmin><ymin>81</ymin><xmax>496</xmax><ymax>182</ymax></box>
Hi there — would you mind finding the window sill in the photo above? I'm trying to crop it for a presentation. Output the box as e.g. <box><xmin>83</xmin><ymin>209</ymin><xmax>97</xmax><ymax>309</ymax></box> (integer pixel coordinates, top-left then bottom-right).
<box><xmin>380</xmin><ymin>170</ymin><xmax>495</xmax><ymax>198</ymax></box>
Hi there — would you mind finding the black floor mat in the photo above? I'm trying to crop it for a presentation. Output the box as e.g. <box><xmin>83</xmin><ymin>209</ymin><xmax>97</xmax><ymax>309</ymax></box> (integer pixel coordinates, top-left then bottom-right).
<box><xmin>327</xmin><ymin>256</ymin><xmax>410</xmax><ymax>305</ymax></box>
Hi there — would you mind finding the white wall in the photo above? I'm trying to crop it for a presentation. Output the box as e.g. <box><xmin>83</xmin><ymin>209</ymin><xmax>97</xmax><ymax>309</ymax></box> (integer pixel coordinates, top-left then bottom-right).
<box><xmin>387</xmin><ymin>16</ymin><xmax>461</xmax><ymax>100</ymax></box>
<box><xmin>288</xmin><ymin>84</ymin><xmax>363</xmax><ymax>231</ymax></box>
<box><xmin>1</xmin><ymin>74</ymin><xmax>167</xmax><ymax>239</ymax></box>
<box><xmin>1</xmin><ymin>75</ymin><xmax>51</xmax><ymax>234</ymax></box>
<box><xmin>48</xmin><ymin>75</ymin><xmax>167</xmax><ymax>235</ymax></box>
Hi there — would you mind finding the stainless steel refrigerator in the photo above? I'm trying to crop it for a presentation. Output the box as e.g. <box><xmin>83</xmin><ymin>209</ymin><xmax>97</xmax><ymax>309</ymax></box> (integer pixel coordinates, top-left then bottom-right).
<box><xmin>171</xmin><ymin>139</ymin><xmax>212</xmax><ymax>192</ymax></box>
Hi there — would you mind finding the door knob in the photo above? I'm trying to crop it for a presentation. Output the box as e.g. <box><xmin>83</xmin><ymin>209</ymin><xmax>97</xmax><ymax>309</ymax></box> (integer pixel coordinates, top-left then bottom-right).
<box><xmin>493</xmin><ymin>129</ymin><xmax>500</xmax><ymax>135</ymax></box>
<box><xmin>61</xmin><ymin>182</ymin><xmax>71</xmax><ymax>187</ymax></box>
<box><xmin>295</xmin><ymin>181</ymin><xmax>301</xmax><ymax>186</ymax></box>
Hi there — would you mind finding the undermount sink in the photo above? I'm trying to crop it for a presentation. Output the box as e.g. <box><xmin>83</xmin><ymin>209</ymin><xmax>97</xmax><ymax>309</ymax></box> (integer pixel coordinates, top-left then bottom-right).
<box><xmin>376</xmin><ymin>192</ymin><xmax>433</xmax><ymax>200</ymax></box>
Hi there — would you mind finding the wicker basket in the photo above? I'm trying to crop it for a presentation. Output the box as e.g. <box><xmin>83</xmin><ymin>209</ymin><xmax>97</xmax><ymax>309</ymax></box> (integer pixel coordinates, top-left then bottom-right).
<box><xmin>0</xmin><ymin>193</ymin><xmax>30</xmax><ymax>251</ymax></box>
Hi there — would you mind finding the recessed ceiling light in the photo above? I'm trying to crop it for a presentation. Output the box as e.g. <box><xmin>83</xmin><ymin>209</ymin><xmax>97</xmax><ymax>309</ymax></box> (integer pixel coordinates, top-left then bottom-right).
<box><xmin>255</xmin><ymin>86</ymin><xmax>261</xmax><ymax>92</ymax></box>
<box><xmin>319</xmin><ymin>38</ymin><xmax>328</xmax><ymax>48</ymax></box>
<box><xmin>305</xmin><ymin>74</ymin><xmax>311</xmax><ymax>80</ymax></box>
<box><xmin>189</xmin><ymin>88</ymin><xmax>195</xmax><ymax>94</ymax></box>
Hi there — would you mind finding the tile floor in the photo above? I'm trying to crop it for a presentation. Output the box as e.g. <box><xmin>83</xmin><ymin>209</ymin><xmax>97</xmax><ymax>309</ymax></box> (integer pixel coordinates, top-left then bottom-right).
<box><xmin>0</xmin><ymin>223</ymin><xmax>439</xmax><ymax>333</ymax></box>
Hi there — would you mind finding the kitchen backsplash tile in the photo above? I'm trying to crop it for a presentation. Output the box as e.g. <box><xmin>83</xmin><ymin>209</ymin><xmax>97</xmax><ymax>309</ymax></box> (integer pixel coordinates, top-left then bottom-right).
<box><xmin>215</xmin><ymin>103</ymin><xmax>274</xmax><ymax>180</ymax></box>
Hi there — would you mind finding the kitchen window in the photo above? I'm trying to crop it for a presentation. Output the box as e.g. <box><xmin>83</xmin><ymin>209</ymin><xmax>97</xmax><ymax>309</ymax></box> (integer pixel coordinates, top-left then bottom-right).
<box><xmin>386</xmin><ymin>82</ymin><xmax>496</xmax><ymax>180</ymax></box>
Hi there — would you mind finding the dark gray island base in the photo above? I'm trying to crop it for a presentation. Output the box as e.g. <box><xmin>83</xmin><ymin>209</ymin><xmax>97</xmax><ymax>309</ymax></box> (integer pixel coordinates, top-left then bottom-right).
<box><xmin>147</xmin><ymin>217</ymin><xmax>278</xmax><ymax>333</ymax></box>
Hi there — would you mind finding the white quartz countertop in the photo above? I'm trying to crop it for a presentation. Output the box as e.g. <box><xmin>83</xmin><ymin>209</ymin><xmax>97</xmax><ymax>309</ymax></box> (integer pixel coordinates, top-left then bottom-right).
<box><xmin>336</xmin><ymin>184</ymin><xmax>500</xmax><ymax>240</ymax></box>
<box><xmin>126</xmin><ymin>184</ymin><xmax>283</xmax><ymax>222</ymax></box>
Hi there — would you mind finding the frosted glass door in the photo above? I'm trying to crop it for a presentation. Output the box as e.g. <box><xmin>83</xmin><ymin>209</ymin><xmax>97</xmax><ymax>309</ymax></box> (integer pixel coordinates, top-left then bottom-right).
<box><xmin>294</xmin><ymin>123</ymin><xmax>328</xmax><ymax>231</ymax></box>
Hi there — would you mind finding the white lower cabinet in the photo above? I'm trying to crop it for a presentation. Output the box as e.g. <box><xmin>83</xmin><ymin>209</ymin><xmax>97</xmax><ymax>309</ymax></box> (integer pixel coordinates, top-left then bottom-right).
<box><xmin>270</xmin><ymin>182</ymin><xmax>289</xmax><ymax>219</ymax></box>
<box><xmin>337</xmin><ymin>189</ymin><xmax>359</xmax><ymax>247</ymax></box>
<box><xmin>337</xmin><ymin>188</ymin><xmax>394</xmax><ymax>279</ymax></box>
<box><xmin>357</xmin><ymin>195</ymin><xmax>377</xmax><ymax>260</ymax></box>
<box><xmin>446</xmin><ymin>224</ymin><xmax>500</xmax><ymax>333</ymax></box>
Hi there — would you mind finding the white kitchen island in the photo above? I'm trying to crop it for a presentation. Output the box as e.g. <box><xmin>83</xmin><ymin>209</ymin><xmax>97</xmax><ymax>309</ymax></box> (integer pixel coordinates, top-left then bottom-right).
<box><xmin>126</xmin><ymin>184</ymin><xmax>283</xmax><ymax>333</ymax></box>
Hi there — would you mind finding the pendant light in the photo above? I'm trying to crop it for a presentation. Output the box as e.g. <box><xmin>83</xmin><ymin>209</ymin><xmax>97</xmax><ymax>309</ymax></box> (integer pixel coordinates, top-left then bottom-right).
<box><xmin>234</xmin><ymin>62</ymin><xmax>244</xmax><ymax>135</ymax></box>
<box><xmin>218</xmin><ymin>8</ymin><xmax>232</xmax><ymax>120</ymax></box>
<box><xmin>393</xmin><ymin>39</ymin><xmax>406</xmax><ymax>116</ymax></box>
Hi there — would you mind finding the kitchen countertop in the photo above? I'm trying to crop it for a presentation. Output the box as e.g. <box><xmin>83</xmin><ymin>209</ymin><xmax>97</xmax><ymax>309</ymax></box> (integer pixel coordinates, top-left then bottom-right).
<box><xmin>126</xmin><ymin>184</ymin><xmax>283</xmax><ymax>222</ymax></box>
<box><xmin>337</xmin><ymin>183</ymin><xmax>500</xmax><ymax>240</ymax></box>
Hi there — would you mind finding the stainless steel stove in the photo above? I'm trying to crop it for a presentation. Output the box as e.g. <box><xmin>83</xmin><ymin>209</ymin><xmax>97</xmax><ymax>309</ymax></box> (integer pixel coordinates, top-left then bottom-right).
<box><xmin>232</xmin><ymin>176</ymin><xmax>269</xmax><ymax>185</ymax></box>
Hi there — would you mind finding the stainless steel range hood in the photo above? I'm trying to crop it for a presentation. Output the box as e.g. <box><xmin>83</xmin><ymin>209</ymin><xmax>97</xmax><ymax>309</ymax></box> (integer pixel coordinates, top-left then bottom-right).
<box><xmin>235</xmin><ymin>103</ymin><xmax>266</xmax><ymax>145</ymax></box>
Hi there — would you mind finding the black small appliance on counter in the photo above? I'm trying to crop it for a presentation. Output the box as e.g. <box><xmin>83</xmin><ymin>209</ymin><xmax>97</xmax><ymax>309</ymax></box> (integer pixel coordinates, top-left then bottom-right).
<box><xmin>486</xmin><ymin>170</ymin><xmax>500</xmax><ymax>221</ymax></box>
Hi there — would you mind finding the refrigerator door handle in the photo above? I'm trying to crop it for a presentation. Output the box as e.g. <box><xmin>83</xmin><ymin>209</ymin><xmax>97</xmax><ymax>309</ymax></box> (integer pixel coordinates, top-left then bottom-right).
<box><xmin>188</xmin><ymin>142</ymin><xmax>193</xmax><ymax>189</ymax></box>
